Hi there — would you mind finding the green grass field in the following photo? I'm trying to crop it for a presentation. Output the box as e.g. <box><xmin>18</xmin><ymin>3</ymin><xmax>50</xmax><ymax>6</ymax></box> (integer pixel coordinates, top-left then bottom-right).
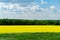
<box><xmin>0</xmin><ymin>33</ymin><xmax>60</xmax><ymax>40</ymax></box>
<box><xmin>0</xmin><ymin>19</ymin><xmax>60</xmax><ymax>25</ymax></box>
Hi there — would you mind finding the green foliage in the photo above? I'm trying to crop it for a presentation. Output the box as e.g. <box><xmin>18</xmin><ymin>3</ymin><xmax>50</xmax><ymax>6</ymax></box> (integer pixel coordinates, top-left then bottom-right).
<box><xmin>0</xmin><ymin>19</ymin><xmax>60</xmax><ymax>25</ymax></box>
<box><xmin>0</xmin><ymin>33</ymin><xmax>60</xmax><ymax>40</ymax></box>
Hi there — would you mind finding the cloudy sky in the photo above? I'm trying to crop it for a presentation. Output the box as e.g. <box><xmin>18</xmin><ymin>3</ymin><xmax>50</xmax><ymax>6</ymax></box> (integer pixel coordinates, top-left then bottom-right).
<box><xmin>0</xmin><ymin>0</ymin><xmax>60</xmax><ymax>20</ymax></box>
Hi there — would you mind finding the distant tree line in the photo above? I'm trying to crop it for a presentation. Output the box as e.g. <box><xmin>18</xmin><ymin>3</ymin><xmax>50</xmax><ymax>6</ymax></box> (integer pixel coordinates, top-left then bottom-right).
<box><xmin>0</xmin><ymin>19</ymin><xmax>60</xmax><ymax>25</ymax></box>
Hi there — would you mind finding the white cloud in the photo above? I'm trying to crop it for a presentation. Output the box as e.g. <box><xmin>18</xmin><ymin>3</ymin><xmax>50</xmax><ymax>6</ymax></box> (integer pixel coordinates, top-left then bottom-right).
<box><xmin>0</xmin><ymin>2</ymin><xmax>14</xmax><ymax>9</ymax></box>
<box><xmin>40</xmin><ymin>0</ymin><xmax>47</xmax><ymax>4</ymax></box>
<box><xmin>0</xmin><ymin>2</ymin><xmax>40</xmax><ymax>12</ymax></box>
<box><xmin>40</xmin><ymin>8</ymin><xmax>45</xmax><ymax>12</ymax></box>
<box><xmin>0</xmin><ymin>2</ymin><xmax>7</xmax><ymax>8</ymax></box>
<box><xmin>0</xmin><ymin>2</ymin><xmax>60</xmax><ymax>20</ymax></box>
<box><xmin>7</xmin><ymin>3</ymin><xmax>14</xmax><ymax>10</ymax></box>
<box><xmin>30</xmin><ymin>5</ymin><xmax>40</xmax><ymax>10</ymax></box>
<box><xmin>50</xmin><ymin>5</ymin><xmax>56</xmax><ymax>10</ymax></box>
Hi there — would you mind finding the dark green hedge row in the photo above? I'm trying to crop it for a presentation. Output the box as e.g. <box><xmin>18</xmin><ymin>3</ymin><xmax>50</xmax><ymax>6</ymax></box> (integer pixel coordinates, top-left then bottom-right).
<box><xmin>0</xmin><ymin>19</ymin><xmax>60</xmax><ymax>25</ymax></box>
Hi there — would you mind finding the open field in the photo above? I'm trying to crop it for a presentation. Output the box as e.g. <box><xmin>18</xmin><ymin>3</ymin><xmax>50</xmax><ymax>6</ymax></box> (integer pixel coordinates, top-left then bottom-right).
<box><xmin>0</xmin><ymin>33</ymin><xmax>60</xmax><ymax>40</ymax></box>
<box><xmin>0</xmin><ymin>19</ymin><xmax>60</xmax><ymax>25</ymax></box>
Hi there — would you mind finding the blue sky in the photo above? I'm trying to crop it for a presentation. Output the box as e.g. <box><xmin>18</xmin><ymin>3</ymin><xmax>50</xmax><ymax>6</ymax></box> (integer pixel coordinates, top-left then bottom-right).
<box><xmin>0</xmin><ymin>0</ymin><xmax>60</xmax><ymax>20</ymax></box>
